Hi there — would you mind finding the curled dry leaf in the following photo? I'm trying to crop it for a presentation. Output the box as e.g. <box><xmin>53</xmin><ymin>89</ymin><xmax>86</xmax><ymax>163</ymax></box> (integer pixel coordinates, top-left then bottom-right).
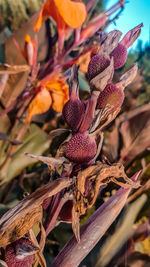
<box><xmin>0</xmin><ymin>178</ymin><xmax>71</xmax><ymax>247</ymax></box>
<box><xmin>74</xmin><ymin>161</ymin><xmax>139</xmax><ymax>216</ymax></box>
<box><xmin>72</xmin><ymin>162</ymin><xmax>140</xmax><ymax>242</ymax></box>
<box><xmin>119</xmin><ymin>63</ymin><xmax>138</xmax><ymax>88</ymax></box>
<box><xmin>102</xmin><ymin>30</ymin><xmax>122</xmax><ymax>54</ymax></box>
<box><xmin>24</xmin><ymin>152</ymin><xmax>70</xmax><ymax>172</ymax></box>
<box><xmin>51</xmin><ymin>171</ymin><xmax>141</xmax><ymax>267</ymax></box>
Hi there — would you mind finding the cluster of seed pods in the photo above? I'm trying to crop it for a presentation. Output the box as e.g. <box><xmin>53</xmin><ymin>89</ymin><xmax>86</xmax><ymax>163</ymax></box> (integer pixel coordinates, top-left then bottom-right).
<box><xmin>63</xmin><ymin>24</ymin><xmax>142</xmax><ymax>166</ymax></box>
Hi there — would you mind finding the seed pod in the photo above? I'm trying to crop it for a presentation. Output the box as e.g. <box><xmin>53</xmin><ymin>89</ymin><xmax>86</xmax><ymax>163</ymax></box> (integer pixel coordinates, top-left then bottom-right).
<box><xmin>96</xmin><ymin>83</ymin><xmax>124</xmax><ymax>112</ymax></box>
<box><xmin>5</xmin><ymin>238</ymin><xmax>36</xmax><ymax>267</ymax></box>
<box><xmin>88</xmin><ymin>54</ymin><xmax>111</xmax><ymax>80</ymax></box>
<box><xmin>63</xmin><ymin>99</ymin><xmax>85</xmax><ymax>132</ymax></box>
<box><xmin>66</xmin><ymin>132</ymin><xmax>97</xmax><ymax>163</ymax></box>
<box><xmin>110</xmin><ymin>42</ymin><xmax>127</xmax><ymax>69</ymax></box>
<box><xmin>63</xmin><ymin>64</ymin><xmax>85</xmax><ymax>132</ymax></box>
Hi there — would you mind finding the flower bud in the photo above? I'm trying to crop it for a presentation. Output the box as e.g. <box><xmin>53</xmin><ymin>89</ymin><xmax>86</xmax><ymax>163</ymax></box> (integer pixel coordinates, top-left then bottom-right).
<box><xmin>66</xmin><ymin>132</ymin><xmax>97</xmax><ymax>163</ymax></box>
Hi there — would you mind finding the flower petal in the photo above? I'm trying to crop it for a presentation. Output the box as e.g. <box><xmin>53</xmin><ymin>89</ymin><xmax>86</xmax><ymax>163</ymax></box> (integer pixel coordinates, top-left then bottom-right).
<box><xmin>27</xmin><ymin>87</ymin><xmax>52</xmax><ymax>122</ymax></box>
<box><xmin>54</xmin><ymin>0</ymin><xmax>87</xmax><ymax>28</ymax></box>
<box><xmin>45</xmin><ymin>78</ymin><xmax>69</xmax><ymax>112</ymax></box>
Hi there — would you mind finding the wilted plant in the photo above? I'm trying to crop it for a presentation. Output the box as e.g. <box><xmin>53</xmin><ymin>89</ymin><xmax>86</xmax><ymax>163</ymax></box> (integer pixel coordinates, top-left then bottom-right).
<box><xmin>0</xmin><ymin>0</ymin><xmax>149</xmax><ymax>267</ymax></box>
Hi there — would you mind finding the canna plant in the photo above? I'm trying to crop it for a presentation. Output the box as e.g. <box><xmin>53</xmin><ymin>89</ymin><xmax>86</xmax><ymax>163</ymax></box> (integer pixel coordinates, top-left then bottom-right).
<box><xmin>0</xmin><ymin>0</ymin><xmax>149</xmax><ymax>266</ymax></box>
<box><xmin>0</xmin><ymin>8</ymin><xmax>145</xmax><ymax>264</ymax></box>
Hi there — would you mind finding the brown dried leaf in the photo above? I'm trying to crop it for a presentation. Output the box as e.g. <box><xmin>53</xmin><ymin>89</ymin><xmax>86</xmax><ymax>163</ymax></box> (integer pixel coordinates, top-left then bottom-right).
<box><xmin>74</xmin><ymin>162</ymin><xmax>139</xmax><ymax>217</ymax></box>
<box><xmin>1</xmin><ymin>71</ymin><xmax>28</xmax><ymax>107</ymax></box>
<box><xmin>119</xmin><ymin>63</ymin><xmax>138</xmax><ymax>88</ymax></box>
<box><xmin>28</xmin><ymin>229</ymin><xmax>46</xmax><ymax>267</ymax></box>
<box><xmin>0</xmin><ymin>178</ymin><xmax>71</xmax><ymax>247</ymax></box>
<box><xmin>72</xmin><ymin>206</ymin><xmax>80</xmax><ymax>243</ymax></box>
<box><xmin>102</xmin><ymin>30</ymin><xmax>122</xmax><ymax>54</ymax></box>
<box><xmin>51</xmin><ymin>172</ymin><xmax>140</xmax><ymax>267</ymax></box>
<box><xmin>0</xmin><ymin>74</ymin><xmax>8</xmax><ymax>99</ymax></box>
<box><xmin>0</xmin><ymin>64</ymin><xmax>30</xmax><ymax>74</ymax></box>
<box><xmin>25</xmin><ymin>152</ymin><xmax>67</xmax><ymax>164</ymax></box>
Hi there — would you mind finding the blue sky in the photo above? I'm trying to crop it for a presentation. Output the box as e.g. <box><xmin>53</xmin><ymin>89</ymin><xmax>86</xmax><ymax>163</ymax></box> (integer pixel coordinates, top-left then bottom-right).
<box><xmin>105</xmin><ymin>0</ymin><xmax>150</xmax><ymax>49</ymax></box>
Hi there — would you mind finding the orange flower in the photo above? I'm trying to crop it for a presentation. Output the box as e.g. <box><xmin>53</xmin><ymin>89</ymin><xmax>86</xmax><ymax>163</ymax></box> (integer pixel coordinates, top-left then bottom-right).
<box><xmin>27</xmin><ymin>77</ymin><xmax>69</xmax><ymax>122</ymax></box>
<box><xmin>14</xmin><ymin>34</ymin><xmax>37</xmax><ymax>67</ymax></box>
<box><xmin>34</xmin><ymin>0</ymin><xmax>87</xmax><ymax>52</ymax></box>
<box><xmin>45</xmin><ymin>77</ymin><xmax>69</xmax><ymax>112</ymax></box>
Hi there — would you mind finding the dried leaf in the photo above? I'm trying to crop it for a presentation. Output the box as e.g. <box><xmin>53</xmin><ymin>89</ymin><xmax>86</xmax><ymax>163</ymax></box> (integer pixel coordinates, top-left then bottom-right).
<box><xmin>0</xmin><ymin>259</ymin><xmax>8</xmax><ymax>267</ymax></box>
<box><xmin>72</xmin><ymin>206</ymin><xmax>80</xmax><ymax>243</ymax></box>
<box><xmin>74</xmin><ymin>162</ymin><xmax>139</xmax><ymax>216</ymax></box>
<box><xmin>102</xmin><ymin>30</ymin><xmax>122</xmax><ymax>54</ymax></box>
<box><xmin>119</xmin><ymin>63</ymin><xmax>138</xmax><ymax>88</ymax></box>
<box><xmin>0</xmin><ymin>64</ymin><xmax>30</xmax><ymax>74</ymax></box>
<box><xmin>24</xmin><ymin>153</ymin><xmax>69</xmax><ymax>171</ymax></box>
<box><xmin>0</xmin><ymin>178</ymin><xmax>71</xmax><ymax>247</ymax></box>
<box><xmin>50</xmin><ymin>172</ymin><xmax>141</xmax><ymax>267</ymax></box>
<box><xmin>0</xmin><ymin>74</ymin><xmax>8</xmax><ymax>98</ymax></box>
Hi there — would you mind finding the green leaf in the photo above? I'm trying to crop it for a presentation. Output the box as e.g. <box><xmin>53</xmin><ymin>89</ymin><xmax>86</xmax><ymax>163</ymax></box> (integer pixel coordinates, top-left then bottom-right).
<box><xmin>0</xmin><ymin>124</ymin><xmax>50</xmax><ymax>185</ymax></box>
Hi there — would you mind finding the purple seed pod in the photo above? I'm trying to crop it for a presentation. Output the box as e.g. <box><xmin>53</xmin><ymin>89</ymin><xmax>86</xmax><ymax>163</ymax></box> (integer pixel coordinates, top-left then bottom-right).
<box><xmin>5</xmin><ymin>238</ymin><xmax>35</xmax><ymax>267</ymax></box>
<box><xmin>66</xmin><ymin>132</ymin><xmax>97</xmax><ymax>163</ymax></box>
<box><xmin>110</xmin><ymin>42</ymin><xmax>127</xmax><ymax>69</ymax></box>
<box><xmin>62</xmin><ymin>99</ymin><xmax>85</xmax><ymax>132</ymax></box>
<box><xmin>62</xmin><ymin>64</ymin><xmax>85</xmax><ymax>132</ymax></box>
<box><xmin>88</xmin><ymin>54</ymin><xmax>111</xmax><ymax>80</ymax></box>
<box><xmin>96</xmin><ymin>83</ymin><xmax>124</xmax><ymax>112</ymax></box>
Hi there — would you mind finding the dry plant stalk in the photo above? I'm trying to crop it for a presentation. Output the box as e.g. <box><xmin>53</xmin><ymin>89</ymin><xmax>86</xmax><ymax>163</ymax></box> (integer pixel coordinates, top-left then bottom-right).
<box><xmin>0</xmin><ymin>178</ymin><xmax>71</xmax><ymax>247</ymax></box>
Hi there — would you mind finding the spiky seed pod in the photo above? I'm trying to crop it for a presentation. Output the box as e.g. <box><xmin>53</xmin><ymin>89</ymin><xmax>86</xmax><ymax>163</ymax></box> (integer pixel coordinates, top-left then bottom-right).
<box><xmin>96</xmin><ymin>83</ymin><xmax>124</xmax><ymax>112</ymax></box>
<box><xmin>110</xmin><ymin>43</ymin><xmax>127</xmax><ymax>69</ymax></box>
<box><xmin>88</xmin><ymin>54</ymin><xmax>111</xmax><ymax>80</ymax></box>
<box><xmin>62</xmin><ymin>99</ymin><xmax>85</xmax><ymax>132</ymax></box>
<box><xmin>66</xmin><ymin>132</ymin><xmax>97</xmax><ymax>163</ymax></box>
<box><xmin>5</xmin><ymin>238</ymin><xmax>35</xmax><ymax>267</ymax></box>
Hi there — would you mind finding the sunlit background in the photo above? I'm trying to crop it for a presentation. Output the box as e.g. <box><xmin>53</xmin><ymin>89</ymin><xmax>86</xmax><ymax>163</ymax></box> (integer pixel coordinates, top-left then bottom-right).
<box><xmin>105</xmin><ymin>0</ymin><xmax>149</xmax><ymax>49</ymax></box>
